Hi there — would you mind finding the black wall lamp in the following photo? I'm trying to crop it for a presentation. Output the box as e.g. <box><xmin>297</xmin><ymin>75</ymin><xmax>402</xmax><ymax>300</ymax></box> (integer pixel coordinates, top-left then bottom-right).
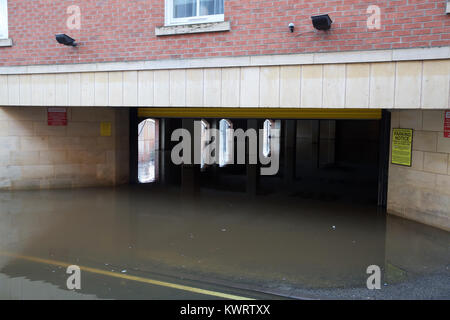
<box><xmin>55</xmin><ymin>34</ymin><xmax>77</xmax><ymax>47</ymax></box>
<box><xmin>311</xmin><ymin>14</ymin><xmax>333</xmax><ymax>31</ymax></box>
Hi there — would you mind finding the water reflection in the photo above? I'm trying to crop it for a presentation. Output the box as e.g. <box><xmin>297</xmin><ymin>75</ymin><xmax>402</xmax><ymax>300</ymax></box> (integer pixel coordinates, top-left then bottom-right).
<box><xmin>0</xmin><ymin>186</ymin><xmax>448</xmax><ymax>299</ymax></box>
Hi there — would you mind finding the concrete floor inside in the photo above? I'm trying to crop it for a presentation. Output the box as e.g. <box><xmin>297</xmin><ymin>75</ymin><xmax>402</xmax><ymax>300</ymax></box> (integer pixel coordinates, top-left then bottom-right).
<box><xmin>0</xmin><ymin>185</ymin><xmax>448</xmax><ymax>299</ymax></box>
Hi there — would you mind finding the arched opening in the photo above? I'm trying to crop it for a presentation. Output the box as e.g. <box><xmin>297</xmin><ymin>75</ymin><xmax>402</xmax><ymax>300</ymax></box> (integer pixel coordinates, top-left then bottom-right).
<box><xmin>200</xmin><ymin>119</ymin><xmax>210</xmax><ymax>170</ymax></box>
<box><xmin>262</xmin><ymin>119</ymin><xmax>274</xmax><ymax>158</ymax></box>
<box><xmin>262</xmin><ymin>119</ymin><xmax>281</xmax><ymax>159</ymax></box>
<box><xmin>219</xmin><ymin>119</ymin><xmax>233</xmax><ymax>167</ymax></box>
<box><xmin>138</xmin><ymin>118</ymin><xmax>159</xmax><ymax>183</ymax></box>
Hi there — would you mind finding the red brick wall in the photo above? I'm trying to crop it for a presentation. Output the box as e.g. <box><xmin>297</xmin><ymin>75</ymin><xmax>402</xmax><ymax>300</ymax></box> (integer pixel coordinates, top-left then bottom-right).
<box><xmin>1</xmin><ymin>0</ymin><xmax>449</xmax><ymax>66</ymax></box>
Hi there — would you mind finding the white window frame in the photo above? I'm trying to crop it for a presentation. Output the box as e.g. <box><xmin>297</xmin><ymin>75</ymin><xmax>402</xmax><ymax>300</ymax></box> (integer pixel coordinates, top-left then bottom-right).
<box><xmin>0</xmin><ymin>0</ymin><xmax>8</xmax><ymax>40</ymax></box>
<box><xmin>262</xmin><ymin>119</ymin><xmax>281</xmax><ymax>159</ymax></box>
<box><xmin>263</xmin><ymin>120</ymin><xmax>274</xmax><ymax>158</ymax></box>
<box><xmin>165</xmin><ymin>0</ymin><xmax>224</xmax><ymax>26</ymax></box>
<box><xmin>219</xmin><ymin>119</ymin><xmax>233</xmax><ymax>167</ymax></box>
<box><xmin>200</xmin><ymin>119</ymin><xmax>210</xmax><ymax>170</ymax></box>
<box><xmin>138</xmin><ymin>119</ymin><xmax>159</xmax><ymax>183</ymax></box>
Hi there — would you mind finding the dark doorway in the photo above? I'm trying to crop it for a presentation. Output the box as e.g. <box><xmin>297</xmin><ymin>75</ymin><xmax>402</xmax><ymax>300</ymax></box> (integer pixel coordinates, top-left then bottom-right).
<box><xmin>130</xmin><ymin>111</ymin><xmax>390</xmax><ymax>208</ymax></box>
<box><xmin>289</xmin><ymin>119</ymin><xmax>381</xmax><ymax>205</ymax></box>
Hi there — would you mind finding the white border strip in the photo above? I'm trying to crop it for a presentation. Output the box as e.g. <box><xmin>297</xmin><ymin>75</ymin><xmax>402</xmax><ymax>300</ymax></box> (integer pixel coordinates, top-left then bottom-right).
<box><xmin>0</xmin><ymin>38</ymin><xmax>12</xmax><ymax>47</ymax></box>
<box><xmin>0</xmin><ymin>47</ymin><xmax>449</xmax><ymax>75</ymax></box>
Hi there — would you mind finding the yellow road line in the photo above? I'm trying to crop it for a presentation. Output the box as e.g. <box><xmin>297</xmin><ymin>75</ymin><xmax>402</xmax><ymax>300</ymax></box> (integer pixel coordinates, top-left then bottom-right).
<box><xmin>0</xmin><ymin>252</ymin><xmax>254</xmax><ymax>300</ymax></box>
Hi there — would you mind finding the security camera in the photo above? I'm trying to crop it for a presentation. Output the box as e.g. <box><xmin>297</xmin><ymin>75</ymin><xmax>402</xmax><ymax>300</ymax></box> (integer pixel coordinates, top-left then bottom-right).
<box><xmin>311</xmin><ymin>14</ymin><xmax>333</xmax><ymax>31</ymax></box>
<box><xmin>55</xmin><ymin>34</ymin><xmax>77</xmax><ymax>47</ymax></box>
<box><xmin>289</xmin><ymin>23</ymin><xmax>295</xmax><ymax>33</ymax></box>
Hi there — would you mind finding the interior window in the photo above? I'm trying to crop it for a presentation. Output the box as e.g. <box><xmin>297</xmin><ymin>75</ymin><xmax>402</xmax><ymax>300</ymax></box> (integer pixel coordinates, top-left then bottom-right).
<box><xmin>219</xmin><ymin>119</ymin><xmax>233</xmax><ymax>167</ymax></box>
<box><xmin>168</xmin><ymin>0</ymin><xmax>224</xmax><ymax>25</ymax></box>
<box><xmin>263</xmin><ymin>120</ymin><xmax>274</xmax><ymax>158</ymax></box>
<box><xmin>200</xmin><ymin>119</ymin><xmax>210</xmax><ymax>169</ymax></box>
<box><xmin>138</xmin><ymin>119</ymin><xmax>159</xmax><ymax>183</ymax></box>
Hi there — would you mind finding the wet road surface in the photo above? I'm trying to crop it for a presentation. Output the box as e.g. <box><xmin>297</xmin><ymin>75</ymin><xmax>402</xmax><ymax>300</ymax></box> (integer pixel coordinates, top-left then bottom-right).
<box><xmin>0</xmin><ymin>185</ymin><xmax>448</xmax><ymax>299</ymax></box>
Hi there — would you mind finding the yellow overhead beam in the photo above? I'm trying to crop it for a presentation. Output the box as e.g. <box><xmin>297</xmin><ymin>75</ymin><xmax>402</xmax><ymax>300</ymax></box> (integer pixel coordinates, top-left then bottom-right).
<box><xmin>138</xmin><ymin>108</ymin><xmax>382</xmax><ymax>120</ymax></box>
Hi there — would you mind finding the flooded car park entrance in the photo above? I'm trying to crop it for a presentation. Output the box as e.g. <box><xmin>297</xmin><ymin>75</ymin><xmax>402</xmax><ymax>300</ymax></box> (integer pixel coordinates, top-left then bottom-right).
<box><xmin>0</xmin><ymin>107</ymin><xmax>448</xmax><ymax>299</ymax></box>
<box><xmin>0</xmin><ymin>185</ymin><xmax>448</xmax><ymax>299</ymax></box>
<box><xmin>133</xmin><ymin>108</ymin><xmax>390</xmax><ymax>206</ymax></box>
<box><xmin>1</xmin><ymin>0</ymin><xmax>449</xmax><ymax>303</ymax></box>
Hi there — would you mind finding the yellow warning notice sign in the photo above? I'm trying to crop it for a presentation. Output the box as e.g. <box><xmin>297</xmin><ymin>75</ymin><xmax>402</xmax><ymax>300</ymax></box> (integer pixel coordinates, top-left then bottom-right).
<box><xmin>100</xmin><ymin>122</ymin><xmax>112</xmax><ymax>137</ymax></box>
<box><xmin>392</xmin><ymin>128</ymin><xmax>413</xmax><ymax>166</ymax></box>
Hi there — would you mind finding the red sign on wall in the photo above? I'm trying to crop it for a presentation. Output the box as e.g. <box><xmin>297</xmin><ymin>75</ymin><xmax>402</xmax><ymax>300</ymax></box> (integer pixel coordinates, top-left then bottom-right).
<box><xmin>48</xmin><ymin>108</ymin><xmax>67</xmax><ymax>126</ymax></box>
<box><xmin>445</xmin><ymin>110</ymin><xmax>450</xmax><ymax>138</ymax></box>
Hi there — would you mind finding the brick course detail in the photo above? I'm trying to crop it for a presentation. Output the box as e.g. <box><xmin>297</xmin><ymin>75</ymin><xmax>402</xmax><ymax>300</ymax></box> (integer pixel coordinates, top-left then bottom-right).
<box><xmin>1</xmin><ymin>0</ymin><xmax>449</xmax><ymax>66</ymax></box>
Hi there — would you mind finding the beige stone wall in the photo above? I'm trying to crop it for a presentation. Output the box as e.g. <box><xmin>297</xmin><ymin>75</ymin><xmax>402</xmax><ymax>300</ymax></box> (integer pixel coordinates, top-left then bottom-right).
<box><xmin>0</xmin><ymin>59</ymin><xmax>449</xmax><ymax>109</ymax></box>
<box><xmin>0</xmin><ymin>107</ymin><xmax>129</xmax><ymax>190</ymax></box>
<box><xmin>388</xmin><ymin>110</ymin><xmax>450</xmax><ymax>231</ymax></box>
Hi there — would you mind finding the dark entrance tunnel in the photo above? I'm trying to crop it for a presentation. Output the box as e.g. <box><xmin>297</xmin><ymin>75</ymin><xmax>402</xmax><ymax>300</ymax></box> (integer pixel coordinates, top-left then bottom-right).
<box><xmin>2</xmin><ymin>110</ymin><xmax>448</xmax><ymax>298</ymax></box>
<box><xmin>126</xmin><ymin>110</ymin><xmax>391</xmax><ymax>289</ymax></box>
<box><xmin>131</xmin><ymin>111</ymin><xmax>390</xmax><ymax>208</ymax></box>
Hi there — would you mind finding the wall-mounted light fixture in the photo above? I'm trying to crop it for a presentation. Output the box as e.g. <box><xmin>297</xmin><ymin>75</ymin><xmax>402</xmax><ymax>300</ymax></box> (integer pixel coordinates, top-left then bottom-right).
<box><xmin>311</xmin><ymin>14</ymin><xmax>333</xmax><ymax>31</ymax></box>
<box><xmin>55</xmin><ymin>34</ymin><xmax>77</xmax><ymax>47</ymax></box>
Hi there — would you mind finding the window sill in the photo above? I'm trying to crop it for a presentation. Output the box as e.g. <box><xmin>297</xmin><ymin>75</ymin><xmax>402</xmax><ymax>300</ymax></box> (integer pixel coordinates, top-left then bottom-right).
<box><xmin>155</xmin><ymin>21</ymin><xmax>230</xmax><ymax>36</ymax></box>
<box><xmin>0</xmin><ymin>38</ymin><xmax>12</xmax><ymax>47</ymax></box>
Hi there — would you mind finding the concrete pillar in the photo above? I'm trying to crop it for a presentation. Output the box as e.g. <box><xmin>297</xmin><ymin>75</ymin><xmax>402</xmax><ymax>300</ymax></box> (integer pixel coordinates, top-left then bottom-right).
<box><xmin>377</xmin><ymin>110</ymin><xmax>391</xmax><ymax>208</ymax></box>
<box><xmin>210</xmin><ymin>119</ymin><xmax>219</xmax><ymax>184</ymax></box>
<box><xmin>129</xmin><ymin>108</ymin><xmax>139</xmax><ymax>184</ymax></box>
<box><xmin>181</xmin><ymin>119</ymin><xmax>200</xmax><ymax>196</ymax></box>
<box><xmin>159</xmin><ymin>118</ymin><xmax>172</xmax><ymax>185</ymax></box>
<box><xmin>284</xmin><ymin>119</ymin><xmax>296</xmax><ymax>187</ymax></box>
<box><xmin>246</xmin><ymin>119</ymin><xmax>259</xmax><ymax>196</ymax></box>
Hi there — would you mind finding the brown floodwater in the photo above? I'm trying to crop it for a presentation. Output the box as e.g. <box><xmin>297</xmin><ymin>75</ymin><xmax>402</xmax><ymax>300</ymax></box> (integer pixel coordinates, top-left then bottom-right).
<box><xmin>0</xmin><ymin>185</ymin><xmax>448</xmax><ymax>299</ymax></box>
